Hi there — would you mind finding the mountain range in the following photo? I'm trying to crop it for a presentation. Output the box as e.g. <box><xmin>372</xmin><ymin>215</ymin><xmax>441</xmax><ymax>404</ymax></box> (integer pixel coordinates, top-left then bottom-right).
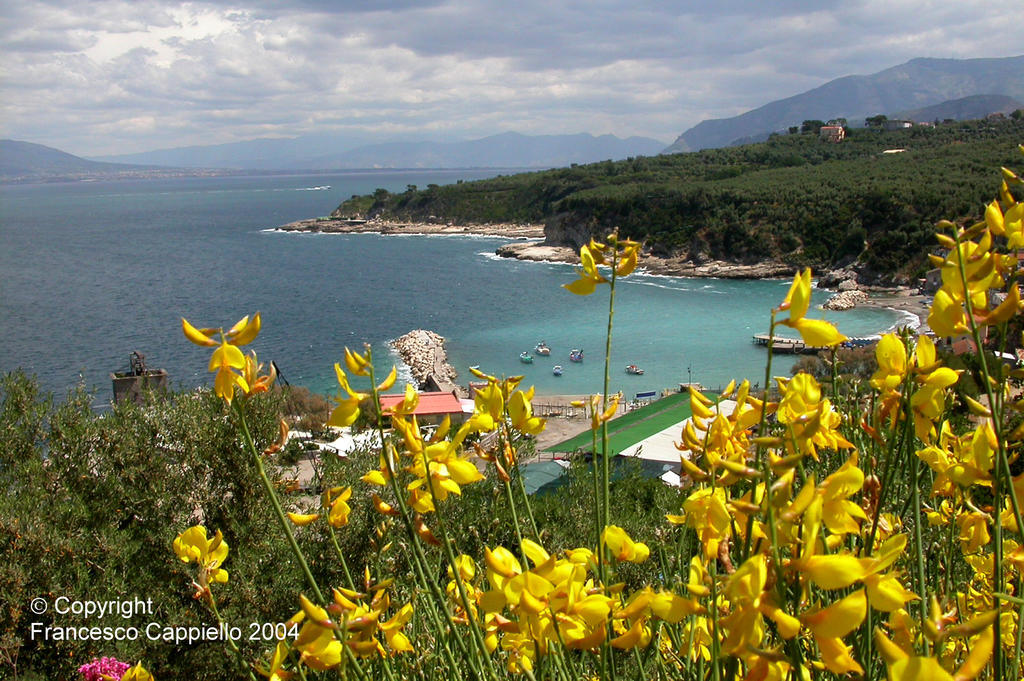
<box><xmin>6</xmin><ymin>55</ymin><xmax>1023</xmax><ymax>179</ymax></box>
<box><xmin>91</xmin><ymin>132</ymin><xmax>667</xmax><ymax>171</ymax></box>
<box><xmin>664</xmin><ymin>55</ymin><xmax>1024</xmax><ymax>153</ymax></box>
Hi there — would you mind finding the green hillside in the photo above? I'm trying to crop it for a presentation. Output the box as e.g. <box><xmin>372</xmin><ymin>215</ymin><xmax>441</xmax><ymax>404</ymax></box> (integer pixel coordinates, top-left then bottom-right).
<box><xmin>335</xmin><ymin>117</ymin><xmax>1024</xmax><ymax>281</ymax></box>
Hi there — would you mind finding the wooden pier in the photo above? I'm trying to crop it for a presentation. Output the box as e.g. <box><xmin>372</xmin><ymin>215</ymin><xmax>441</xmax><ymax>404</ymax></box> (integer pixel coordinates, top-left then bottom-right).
<box><xmin>753</xmin><ymin>334</ymin><xmax>876</xmax><ymax>354</ymax></box>
<box><xmin>752</xmin><ymin>334</ymin><xmax>818</xmax><ymax>354</ymax></box>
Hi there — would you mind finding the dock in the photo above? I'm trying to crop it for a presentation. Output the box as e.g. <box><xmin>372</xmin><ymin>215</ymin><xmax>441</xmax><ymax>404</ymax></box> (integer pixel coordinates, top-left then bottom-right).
<box><xmin>752</xmin><ymin>334</ymin><xmax>876</xmax><ymax>354</ymax></box>
<box><xmin>752</xmin><ymin>334</ymin><xmax>819</xmax><ymax>354</ymax></box>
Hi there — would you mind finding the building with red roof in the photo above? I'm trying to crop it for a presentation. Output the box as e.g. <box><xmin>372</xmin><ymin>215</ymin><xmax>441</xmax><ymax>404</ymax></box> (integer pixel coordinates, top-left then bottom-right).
<box><xmin>378</xmin><ymin>391</ymin><xmax>468</xmax><ymax>425</ymax></box>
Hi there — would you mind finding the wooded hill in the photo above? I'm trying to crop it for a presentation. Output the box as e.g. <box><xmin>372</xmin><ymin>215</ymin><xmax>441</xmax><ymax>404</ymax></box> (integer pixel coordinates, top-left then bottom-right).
<box><xmin>334</xmin><ymin>118</ymin><xmax>1024</xmax><ymax>281</ymax></box>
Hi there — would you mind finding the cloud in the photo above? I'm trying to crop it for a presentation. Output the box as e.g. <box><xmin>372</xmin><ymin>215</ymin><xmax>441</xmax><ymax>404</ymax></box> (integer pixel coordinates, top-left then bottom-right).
<box><xmin>0</xmin><ymin>0</ymin><xmax>1019</xmax><ymax>156</ymax></box>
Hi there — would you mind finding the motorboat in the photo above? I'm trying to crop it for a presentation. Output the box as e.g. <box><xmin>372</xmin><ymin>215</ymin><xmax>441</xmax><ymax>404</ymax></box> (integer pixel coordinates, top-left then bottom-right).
<box><xmin>519</xmin><ymin>351</ymin><xmax>534</xmax><ymax>364</ymax></box>
<box><xmin>552</xmin><ymin>365</ymin><xmax>563</xmax><ymax>376</ymax></box>
<box><xmin>569</xmin><ymin>349</ymin><xmax>584</xmax><ymax>363</ymax></box>
<box><xmin>625</xmin><ymin>364</ymin><xmax>644</xmax><ymax>375</ymax></box>
<box><xmin>534</xmin><ymin>341</ymin><xmax>551</xmax><ymax>356</ymax></box>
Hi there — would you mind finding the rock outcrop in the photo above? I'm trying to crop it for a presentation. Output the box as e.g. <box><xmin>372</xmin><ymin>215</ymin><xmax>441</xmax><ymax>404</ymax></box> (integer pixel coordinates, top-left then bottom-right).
<box><xmin>495</xmin><ymin>242</ymin><xmax>794</xmax><ymax>279</ymax></box>
<box><xmin>391</xmin><ymin>330</ymin><xmax>463</xmax><ymax>396</ymax></box>
<box><xmin>823</xmin><ymin>290</ymin><xmax>869</xmax><ymax>311</ymax></box>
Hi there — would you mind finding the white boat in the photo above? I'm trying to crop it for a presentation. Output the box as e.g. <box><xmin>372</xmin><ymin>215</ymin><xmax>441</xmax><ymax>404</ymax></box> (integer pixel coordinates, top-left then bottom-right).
<box><xmin>535</xmin><ymin>341</ymin><xmax>551</xmax><ymax>356</ymax></box>
<box><xmin>625</xmin><ymin>364</ymin><xmax>644</xmax><ymax>375</ymax></box>
<box><xmin>552</xmin><ymin>365</ymin><xmax>563</xmax><ymax>376</ymax></box>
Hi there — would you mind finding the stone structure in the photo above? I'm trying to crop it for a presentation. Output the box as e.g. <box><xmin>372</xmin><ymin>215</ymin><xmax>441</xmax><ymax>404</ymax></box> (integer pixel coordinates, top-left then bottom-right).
<box><xmin>391</xmin><ymin>330</ymin><xmax>463</xmax><ymax>396</ymax></box>
<box><xmin>823</xmin><ymin>290</ymin><xmax>869</xmax><ymax>311</ymax></box>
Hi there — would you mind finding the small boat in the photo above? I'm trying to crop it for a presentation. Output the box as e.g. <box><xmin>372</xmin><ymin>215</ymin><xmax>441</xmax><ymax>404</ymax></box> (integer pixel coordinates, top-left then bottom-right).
<box><xmin>552</xmin><ymin>365</ymin><xmax>563</xmax><ymax>376</ymax></box>
<box><xmin>569</xmin><ymin>349</ymin><xmax>584</xmax><ymax>363</ymax></box>
<box><xmin>519</xmin><ymin>352</ymin><xmax>534</xmax><ymax>364</ymax></box>
<box><xmin>534</xmin><ymin>341</ymin><xmax>551</xmax><ymax>356</ymax></box>
<box><xmin>625</xmin><ymin>364</ymin><xmax>644</xmax><ymax>375</ymax></box>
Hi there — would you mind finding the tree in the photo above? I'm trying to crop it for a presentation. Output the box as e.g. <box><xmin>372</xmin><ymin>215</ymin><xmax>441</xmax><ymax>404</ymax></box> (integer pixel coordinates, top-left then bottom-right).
<box><xmin>801</xmin><ymin>119</ymin><xmax>826</xmax><ymax>133</ymax></box>
<box><xmin>866</xmin><ymin>114</ymin><xmax>888</xmax><ymax>128</ymax></box>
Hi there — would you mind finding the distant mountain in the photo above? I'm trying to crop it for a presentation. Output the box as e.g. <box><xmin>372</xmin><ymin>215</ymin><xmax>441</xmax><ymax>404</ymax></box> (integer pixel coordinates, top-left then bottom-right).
<box><xmin>302</xmin><ymin>132</ymin><xmax>667</xmax><ymax>170</ymax></box>
<box><xmin>93</xmin><ymin>132</ymin><xmax>667</xmax><ymax>171</ymax></box>
<box><xmin>664</xmin><ymin>55</ymin><xmax>1024</xmax><ymax>153</ymax></box>
<box><xmin>0</xmin><ymin>139</ymin><xmax>145</xmax><ymax>178</ymax></box>
<box><xmin>91</xmin><ymin>133</ymin><xmax>373</xmax><ymax>170</ymax></box>
<box><xmin>895</xmin><ymin>94</ymin><xmax>1022</xmax><ymax>123</ymax></box>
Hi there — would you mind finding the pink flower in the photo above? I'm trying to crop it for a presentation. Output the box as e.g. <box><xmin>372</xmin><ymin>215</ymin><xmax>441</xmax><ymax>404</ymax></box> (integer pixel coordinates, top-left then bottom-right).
<box><xmin>78</xmin><ymin>656</ymin><xmax>130</xmax><ymax>681</ymax></box>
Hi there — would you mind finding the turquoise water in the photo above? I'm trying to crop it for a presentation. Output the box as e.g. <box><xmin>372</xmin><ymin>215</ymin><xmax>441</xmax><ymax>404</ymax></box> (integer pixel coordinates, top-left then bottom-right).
<box><xmin>0</xmin><ymin>172</ymin><xmax>910</xmax><ymax>402</ymax></box>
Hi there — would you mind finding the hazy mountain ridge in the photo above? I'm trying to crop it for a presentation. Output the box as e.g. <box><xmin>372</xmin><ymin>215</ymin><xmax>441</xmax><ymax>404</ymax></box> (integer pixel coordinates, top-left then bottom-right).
<box><xmin>664</xmin><ymin>55</ymin><xmax>1024</xmax><ymax>152</ymax></box>
<box><xmin>894</xmin><ymin>94</ymin><xmax>1022</xmax><ymax>123</ymax></box>
<box><xmin>0</xmin><ymin>139</ymin><xmax>150</xmax><ymax>177</ymax></box>
<box><xmin>93</xmin><ymin>132</ymin><xmax>667</xmax><ymax>171</ymax></box>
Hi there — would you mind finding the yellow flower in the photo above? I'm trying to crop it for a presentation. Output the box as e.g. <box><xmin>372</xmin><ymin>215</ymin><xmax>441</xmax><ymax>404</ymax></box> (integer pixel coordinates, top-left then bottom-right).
<box><xmin>509</xmin><ymin>387</ymin><xmax>546</xmax><ymax>436</ymax></box>
<box><xmin>563</xmin><ymin>233</ymin><xmax>641</xmax><ymax>295</ymax></box>
<box><xmin>875</xmin><ymin>626</ymin><xmax>993</xmax><ymax>681</ymax></box>
<box><xmin>323</xmin><ymin>486</ymin><xmax>353</xmax><ymax>528</ymax></box>
<box><xmin>669</xmin><ymin>487</ymin><xmax>731</xmax><ymax>560</ymax></box>
<box><xmin>777</xmin><ymin>269</ymin><xmax>847</xmax><ymax>346</ymax></box>
<box><xmin>800</xmin><ymin>589</ymin><xmax>866</xmax><ymax>675</ymax></box>
<box><xmin>182</xmin><ymin>312</ymin><xmax>261</xmax><ymax>347</ymax></box>
<box><xmin>467</xmin><ymin>380</ymin><xmax>504</xmax><ymax>433</ymax></box>
<box><xmin>173</xmin><ymin>526</ymin><xmax>229</xmax><ymax>590</ymax></box>
<box><xmin>721</xmin><ymin>554</ymin><xmax>799</xmax><ymax>656</ymax></box>
<box><xmin>209</xmin><ymin>339</ymin><xmax>249</xmax><ymax>404</ymax></box>
<box><xmin>182</xmin><ymin>313</ymin><xmax>263</xmax><ymax>404</ymax></box>
<box><xmin>601</xmin><ymin>525</ymin><xmax>650</xmax><ymax>563</ymax></box>
<box><xmin>870</xmin><ymin>333</ymin><xmax>907</xmax><ymax>392</ymax></box>
<box><xmin>328</xmin><ymin>361</ymin><xmax>368</xmax><ymax>427</ymax></box>
<box><xmin>120</xmin><ymin>663</ymin><xmax>154</xmax><ymax>681</ymax></box>
<box><xmin>287</xmin><ymin>512</ymin><xmax>320</xmax><ymax>526</ymax></box>
<box><xmin>817</xmin><ymin>454</ymin><xmax>868</xmax><ymax>536</ymax></box>
<box><xmin>241</xmin><ymin>350</ymin><xmax>276</xmax><ymax>395</ymax></box>
<box><xmin>379</xmin><ymin>603</ymin><xmax>415</xmax><ymax>654</ymax></box>
<box><xmin>776</xmin><ymin>373</ymin><xmax>853</xmax><ymax>459</ymax></box>
<box><xmin>405</xmin><ymin>437</ymin><xmax>485</xmax><ymax>510</ymax></box>
<box><xmin>563</xmin><ymin>243</ymin><xmax>608</xmax><ymax>296</ymax></box>
<box><xmin>927</xmin><ymin>287</ymin><xmax>971</xmax><ymax>338</ymax></box>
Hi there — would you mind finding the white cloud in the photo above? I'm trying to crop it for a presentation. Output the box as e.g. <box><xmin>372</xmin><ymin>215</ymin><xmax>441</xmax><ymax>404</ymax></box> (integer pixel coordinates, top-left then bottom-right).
<box><xmin>0</xmin><ymin>0</ymin><xmax>1019</xmax><ymax>156</ymax></box>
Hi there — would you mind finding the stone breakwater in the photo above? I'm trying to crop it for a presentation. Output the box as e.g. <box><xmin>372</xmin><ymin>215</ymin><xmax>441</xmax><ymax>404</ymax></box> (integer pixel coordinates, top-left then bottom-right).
<box><xmin>823</xmin><ymin>290</ymin><xmax>869</xmax><ymax>311</ymax></box>
<box><xmin>390</xmin><ymin>330</ymin><xmax>463</xmax><ymax>396</ymax></box>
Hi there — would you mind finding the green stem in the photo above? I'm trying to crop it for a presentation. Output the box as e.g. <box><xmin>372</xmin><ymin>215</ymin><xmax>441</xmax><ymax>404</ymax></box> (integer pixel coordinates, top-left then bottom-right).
<box><xmin>233</xmin><ymin>399</ymin><xmax>323</xmax><ymax>602</ymax></box>
<box><xmin>208</xmin><ymin>592</ymin><xmax>260</xmax><ymax>681</ymax></box>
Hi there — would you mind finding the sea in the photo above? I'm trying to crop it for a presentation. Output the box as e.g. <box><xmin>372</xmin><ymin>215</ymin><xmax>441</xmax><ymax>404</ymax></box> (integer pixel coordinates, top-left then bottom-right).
<box><xmin>0</xmin><ymin>170</ymin><xmax>914</xmax><ymax>405</ymax></box>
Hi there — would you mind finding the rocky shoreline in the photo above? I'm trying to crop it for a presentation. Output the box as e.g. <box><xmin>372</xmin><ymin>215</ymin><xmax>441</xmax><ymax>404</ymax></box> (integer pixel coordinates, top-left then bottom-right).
<box><xmin>494</xmin><ymin>242</ymin><xmax>797</xmax><ymax>279</ymax></box>
<box><xmin>278</xmin><ymin>216</ymin><xmax>544</xmax><ymax>239</ymax></box>
<box><xmin>278</xmin><ymin>217</ymin><xmax>930</xmax><ymax>327</ymax></box>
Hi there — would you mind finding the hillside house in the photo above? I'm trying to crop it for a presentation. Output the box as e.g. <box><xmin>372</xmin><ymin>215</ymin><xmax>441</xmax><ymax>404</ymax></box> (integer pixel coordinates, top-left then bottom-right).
<box><xmin>819</xmin><ymin>125</ymin><xmax>845</xmax><ymax>143</ymax></box>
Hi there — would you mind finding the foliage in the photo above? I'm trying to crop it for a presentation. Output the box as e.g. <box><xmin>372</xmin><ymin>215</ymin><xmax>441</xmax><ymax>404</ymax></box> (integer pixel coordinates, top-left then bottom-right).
<box><xmin>8</xmin><ymin>146</ymin><xmax>1024</xmax><ymax>681</ymax></box>
<box><xmin>337</xmin><ymin>117</ymin><xmax>1024</xmax><ymax>280</ymax></box>
<box><xmin>1</xmin><ymin>376</ymin><xmax>302</xmax><ymax>680</ymax></box>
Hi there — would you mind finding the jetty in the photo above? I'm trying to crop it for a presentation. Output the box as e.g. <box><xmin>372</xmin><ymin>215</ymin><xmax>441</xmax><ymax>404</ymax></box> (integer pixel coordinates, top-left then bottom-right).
<box><xmin>751</xmin><ymin>334</ymin><xmax>819</xmax><ymax>354</ymax></box>
<box><xmin>753</xmin><ymin>334</ymin><xmax>876</xmax><ymax>354</ymax></box>
<box><xmin>391</xmin><ymin>329</ymin><xmax>464</xmax><ymax>396</ymax></box>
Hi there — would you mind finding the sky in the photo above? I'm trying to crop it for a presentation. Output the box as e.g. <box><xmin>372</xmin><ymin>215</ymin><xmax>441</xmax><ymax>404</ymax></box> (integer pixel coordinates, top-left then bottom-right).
<box><xmin>0</xmin><ymin>0</ymin><xmax>1021</xmax><ymax>157</ymax></box>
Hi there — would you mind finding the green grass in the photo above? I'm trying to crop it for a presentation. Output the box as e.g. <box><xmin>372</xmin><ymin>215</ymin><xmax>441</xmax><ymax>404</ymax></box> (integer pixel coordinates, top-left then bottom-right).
<box><xmin>546</xmin><ymin>391</ymin><xmax>696</xmax><ymax>454</ymax></box>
